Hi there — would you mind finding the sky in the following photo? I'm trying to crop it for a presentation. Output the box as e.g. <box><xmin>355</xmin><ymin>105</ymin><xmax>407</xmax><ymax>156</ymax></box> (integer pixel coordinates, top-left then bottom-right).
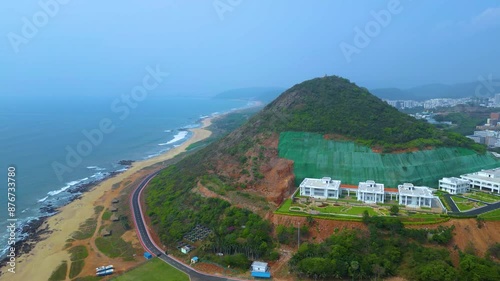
<box><xmin>1</xmin><ymin>0</ymin><xmax>500</xmax><ymax>98</ymax></box>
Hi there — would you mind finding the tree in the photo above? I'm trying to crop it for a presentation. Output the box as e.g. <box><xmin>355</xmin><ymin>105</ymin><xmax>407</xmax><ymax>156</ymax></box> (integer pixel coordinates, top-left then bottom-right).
<box><xmin>349</xmin><ymin>260</ymin><xmax>359</xmax><ymax>281</ymax></box>
<box><xmin>389</xmin><ymin>205</ymin><xmax>399</xmax><ymax>216</ymax></box>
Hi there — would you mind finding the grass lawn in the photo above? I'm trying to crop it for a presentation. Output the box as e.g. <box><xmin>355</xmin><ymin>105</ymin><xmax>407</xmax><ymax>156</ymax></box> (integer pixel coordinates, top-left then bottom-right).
<box><xmin>276</xmin><ymin>199</ymin><xmax>292</xmax><ymax>213</ymax></box>
<box><xmin>451</xmin><ymin>196</ymin><xmax>483</xmax><ymax>212</ymax></box>
<box><xmin>464</xmin><ymin>192</ymin><xmax>500</xmax><ymax>203</ymax></box>
<box><xmin>72</xmin><ymin>218</ymin><xmax>97</xmax><ymax>240</ymax></box>
<box><xmin>455</xmin><ymin>202</ymin><xmax>474</xmax><ymax>211</ymax></box>
<box><xmin>113</xmin><ymin>258</ymin><xmax>189</xmax><ymax>281</ymax></box>
<box><xmin>344</xmin><ymin>206</ymin><xmax>378</xmax><ymax>216</ymax></box>
<box><xmin>102</xmin><ymin>210</ymin><xmax>112</xmax><ymax>220</ymax></box>
<box><xmin>95</xmin><ymin>236</ymin><xmax>135</xmax><ymax>259</ymax></box>
<box><xmin>68</xmin><ymin>246</ymin><xmax>88</xmax><ymax>278</ymax></box>
<box><xmin>479</xmin><ymin>208</ymin><xmax>500</xmax><ymax>221</ymax></box>
<box><xmin>48</xmin><ymin>260</ymin><xmax>68</xmax><ymax>281</ymax></box>
<box><xmin>312</xmin><ymin>205</ymin><xmax>343</xmax><ymax>213</ymax></box>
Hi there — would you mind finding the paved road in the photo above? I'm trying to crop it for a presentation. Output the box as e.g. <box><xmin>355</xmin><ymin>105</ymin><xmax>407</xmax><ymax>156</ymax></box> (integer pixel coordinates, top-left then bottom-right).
<box><xmin>443</xmin><ymin>194</ymin><xmax>460</xmax><ymax>213</ymax></box>
<box><xmin>130</xmin><ymin>171</ymin><xmax>247</xmax><ymax>281</ymax></box>
<box><xmin>443</xmin><ymin>193</ymin><xmax>500</xmax><ymax>216</ymax></box>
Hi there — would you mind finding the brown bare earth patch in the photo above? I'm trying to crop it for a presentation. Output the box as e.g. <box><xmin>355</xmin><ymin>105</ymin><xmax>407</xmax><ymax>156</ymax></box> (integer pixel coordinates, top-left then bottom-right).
<box><xmin>122</xmin><ymin>230</ymin><xmax>142</xmax><ymax>248</ymax></box>
<box><xmin>271</xmin><ymin>214</ymin><xmax>367</xmax><ymax>242</ymax></box>
<box><xmin>323</xmin><ymin>133</ymin><xmax>352</xmax><ymax>141</ymax></box>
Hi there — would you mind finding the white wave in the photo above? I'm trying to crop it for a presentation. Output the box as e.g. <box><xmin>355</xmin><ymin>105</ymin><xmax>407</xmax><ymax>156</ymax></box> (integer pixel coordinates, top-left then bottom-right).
<box><xmin>37</xmin><ymin>196</ymin><xmax>48</xmax><ymax>203</ymax></box>
<box><xmin>87</xmin><ymin>166</ymin><xmax>105</xmax><ymax>171</ymax></box>
<box><xmin>145</xmin><ymin>153</ymin><xmax>160</xmax><ymax>159</ymax></box>
<box><xmin>179</xmin><ymin>124</ymin><xmax>199</xmax><ymax>130</ymax></box>
<box><xmin>47</xmin><ymin>177</ymin><xmax>88</xmax><ymax>196</ymax></box>
<box><xmin>158</xmin><ymin>131</ymin><xmax>189</xmax><ymax>146</ymax></box>
<box><xmin>164</xmin><ymin>129</ymin><xmax>172</xmax><ymax>133</ymax></box>
<box><xmin>115</xmin><ymin>167</ymin><xmax>128</xmax><ymax>172</ymax></box>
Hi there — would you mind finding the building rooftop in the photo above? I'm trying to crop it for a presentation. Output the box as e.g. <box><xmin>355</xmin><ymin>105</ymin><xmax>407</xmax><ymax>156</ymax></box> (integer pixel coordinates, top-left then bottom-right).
<box><xmin>300</xmin><ymin>177</ymin><xmax>341</xmax><ymax>190</ymax></box>
<box><xmin>251</xmin><ymin>261</ymin><xmax>268</xmax><ymax>268</ymax></box>
<box><xmin>358</xmin><ymin>180</ymin><xmax>384</xmax><ymax>193</ymax></box>
<box><xmin>398</xmin><ymin>183</ymin><xmax>434</xmax><ymax>197</ymax></box>
<box><xmin>462</xmin><ymin>168</ymin><xmax>500</xmax><ymax>183</ymax></box>
<box><xmin>440</xmin><ymin>177</ymin><xmax>469</xmax><ymax>184</ymax></box>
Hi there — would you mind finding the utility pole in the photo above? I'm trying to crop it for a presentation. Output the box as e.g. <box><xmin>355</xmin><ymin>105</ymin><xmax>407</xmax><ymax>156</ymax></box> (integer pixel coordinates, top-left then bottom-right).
<box><xmin>297</xmin><ymin>222</ymin><xmax>300</xmax><ymax>250</ymax></box>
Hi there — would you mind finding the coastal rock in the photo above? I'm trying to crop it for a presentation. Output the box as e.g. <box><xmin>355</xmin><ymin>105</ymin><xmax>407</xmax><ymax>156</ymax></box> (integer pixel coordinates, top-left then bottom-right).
<box><xmin>118</xmin><ymin>160</ymin><xmax>135</xmax><ymax>166</ymax></box>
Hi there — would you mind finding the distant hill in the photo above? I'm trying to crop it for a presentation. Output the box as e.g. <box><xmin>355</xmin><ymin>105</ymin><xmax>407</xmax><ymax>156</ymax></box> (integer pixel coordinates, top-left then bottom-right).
<box><xmin>213</xmin><ymin>87</ymin><xmax>285</xmax><ymax>103</ymax></box>
<box><xmin>371</xmin><ymin>81</ymin><xmax>495</xmax><ymax>101</ymax></box>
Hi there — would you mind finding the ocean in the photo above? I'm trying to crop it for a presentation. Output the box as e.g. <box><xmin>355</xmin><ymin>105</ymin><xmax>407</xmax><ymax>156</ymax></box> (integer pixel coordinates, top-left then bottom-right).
<box><xmin>0</xmin><ymin>94</ymin><xmax>250</xmax><ymax>258</ymax></box>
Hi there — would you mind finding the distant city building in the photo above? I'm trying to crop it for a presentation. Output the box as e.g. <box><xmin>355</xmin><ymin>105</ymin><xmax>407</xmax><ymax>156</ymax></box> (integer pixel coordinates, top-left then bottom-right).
<box><xmin>467</xmin><ymin>135</ymin><xmax>484</xmax><ymax>143</ymax></box>
<box><xmin>438</xmin><ymin>177</ymin><xmax>470</xmax><ymax>194</ymax></box>
<box><xmin>461</xmin><ymin>168</ymin><xmax>500</xmax><ymax>193</ymax></box>
<box><xmin>299</xmin><ymin>177</ymin><xmax>341</xmax><ymax>199</ymax></box>
<box><xmin>397</xmin><ymin>183</ymin><xmax>434</xmax><ymax>208</ymax></box>
<box><xmin>467</xmin><ymin>130</ymin><xmax>500</xmax><ymax>147</ymax></box>
<box><xmin>495</xmin><ymin>94</ymin><xmax>500</xmax><ymax>106</ymax></box>
<box><xmin>357</xmin><ymin>180</ymin><xmax>385</xmax><ymax>203</ymax></box>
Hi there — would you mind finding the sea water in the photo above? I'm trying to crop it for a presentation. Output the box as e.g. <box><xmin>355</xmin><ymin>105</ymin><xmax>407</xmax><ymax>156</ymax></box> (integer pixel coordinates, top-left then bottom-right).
<box><xmin>0</xmin><ymin>94</ymin><xmax>249</xmax><ymax>258</ymax></box>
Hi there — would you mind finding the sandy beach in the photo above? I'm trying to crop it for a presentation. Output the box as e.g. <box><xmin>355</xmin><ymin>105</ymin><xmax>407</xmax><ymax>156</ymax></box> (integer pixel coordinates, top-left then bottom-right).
<box><xmin>0</xmin><ymin>117</ymin><xmax>214</xmax><ymax>281</ymax></box>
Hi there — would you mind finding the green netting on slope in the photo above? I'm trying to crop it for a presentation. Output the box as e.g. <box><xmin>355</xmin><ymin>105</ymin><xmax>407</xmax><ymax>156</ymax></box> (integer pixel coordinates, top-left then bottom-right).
<box><xmin>278</xmin><ymin>132</ymin><xmax>500</xmax><ymax>188</ymax></box>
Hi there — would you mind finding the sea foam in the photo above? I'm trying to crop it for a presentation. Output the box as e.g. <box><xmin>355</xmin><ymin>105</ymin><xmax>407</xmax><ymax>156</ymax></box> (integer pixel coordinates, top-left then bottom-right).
<box><xmin>158</xmin><ymin>131</ymin><xmax>189</xmax><ymax>146</ymax></box>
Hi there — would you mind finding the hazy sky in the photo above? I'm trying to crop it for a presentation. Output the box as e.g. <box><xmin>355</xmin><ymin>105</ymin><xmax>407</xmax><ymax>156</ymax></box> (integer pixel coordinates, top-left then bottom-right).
<box><xmin>2</xmin><ymin>0</ymin><xmax>500</xmax><ymax>97</ymax></box>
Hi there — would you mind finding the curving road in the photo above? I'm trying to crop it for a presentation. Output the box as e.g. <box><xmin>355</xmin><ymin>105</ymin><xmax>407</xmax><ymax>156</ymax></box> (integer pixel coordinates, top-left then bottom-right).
<box><xmin>443</xmin><ymin>193</ymin><xmax>500</xmax><ymax>216</ymax></box>
<box><xmin>130</xmin><ymin>170</ymin><xmax>248</xmax><ymax>281</ymax></box>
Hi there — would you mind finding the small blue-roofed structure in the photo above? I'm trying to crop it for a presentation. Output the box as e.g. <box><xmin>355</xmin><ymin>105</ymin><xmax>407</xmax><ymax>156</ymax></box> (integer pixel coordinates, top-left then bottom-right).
<box><xmin>251</xmin><ymin>261</ymin><xmax>271</xmax><ymax>278</ymax></box>
<box><xmin>144</xmin><ymin>252</ymin><xmax>153</xmax><ymax>259</ymax></box>
<box><xmin>191</xmin><ymin>256</ymin><xmax>199</xmax><ymax>264</ymax></box>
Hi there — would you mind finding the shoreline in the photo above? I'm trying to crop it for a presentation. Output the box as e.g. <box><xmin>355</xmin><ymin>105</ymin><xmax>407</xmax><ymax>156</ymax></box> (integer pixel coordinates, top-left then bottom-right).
<box><xmin>0</xmin><ymin>116</ymin><xmax>215</xmax><ymax>280</ymax></box>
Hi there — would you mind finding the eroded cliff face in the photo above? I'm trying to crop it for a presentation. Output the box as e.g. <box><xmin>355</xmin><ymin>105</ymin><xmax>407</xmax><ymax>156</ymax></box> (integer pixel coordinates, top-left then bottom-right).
<box><xmin>209</xmin><ymin>132</ymin><xmax>296</xmax><ymax>206</ymax></box>
<box><xmin>255</xmin><ymin>157</ymin><xmax>295</xmax><ymax>205</ymax></box>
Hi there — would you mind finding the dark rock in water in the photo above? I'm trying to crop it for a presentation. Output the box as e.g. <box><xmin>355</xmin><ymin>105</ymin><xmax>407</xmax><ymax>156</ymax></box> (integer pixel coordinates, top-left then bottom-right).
<box><xmin>118</xmin><ymin>160</ymin><xmax>135</xmax><ymax>166</ymax></box>
<box><xmin>40</xmin><ymin>204</ymin><xmax>57</xmax><ymax>214</ymax></box>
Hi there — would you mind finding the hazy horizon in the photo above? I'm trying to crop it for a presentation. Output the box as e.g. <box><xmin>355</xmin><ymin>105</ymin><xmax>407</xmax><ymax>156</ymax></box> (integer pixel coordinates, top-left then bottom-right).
<box><xmin>2</xmin><ymin>1</ymin><xmax>500</xmax><ymax>97</ymax></box>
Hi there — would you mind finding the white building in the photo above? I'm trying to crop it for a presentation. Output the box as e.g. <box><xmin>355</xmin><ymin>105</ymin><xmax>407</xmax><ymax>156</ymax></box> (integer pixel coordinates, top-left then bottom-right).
<box><xmin>439</xmin><ymin>177</ymin><xmax>470</xmax><ymax>194</ymax></box>
<box><xmin>251</xmin><ymin>261</ymin><xmax>271</xmax><ymax>278</ymax></box>
<box><xmin>357</xmin><ymin>180</ymin><xmax>385</xmax><ymax>203</ymax></box>
<box><xmin>461</xmin><ymin>168</ymin><xmax>500</xmax><ymax>193</ymax></box>
<box><xmin>299</xmin><ymin>177</ymin><xmax>341</xmax><ymax>199</ymax></box>
<box><xmin>398</xmin><ymin>183</ymin><xmax>434</xmax><ymax>208</ymax></box>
